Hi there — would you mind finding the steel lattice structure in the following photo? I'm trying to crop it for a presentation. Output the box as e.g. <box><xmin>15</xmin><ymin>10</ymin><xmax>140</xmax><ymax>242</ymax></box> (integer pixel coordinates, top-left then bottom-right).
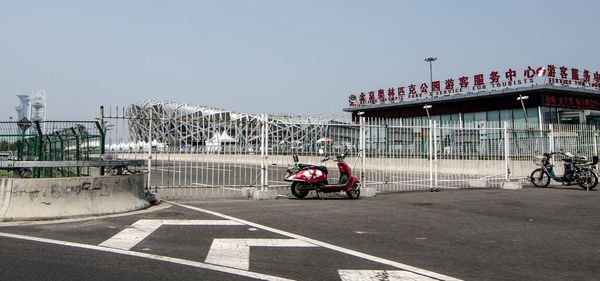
<box><xmin>126</xmin><ymin>100</ymin><xmax>354</xmax><ymax>151</ymax></box>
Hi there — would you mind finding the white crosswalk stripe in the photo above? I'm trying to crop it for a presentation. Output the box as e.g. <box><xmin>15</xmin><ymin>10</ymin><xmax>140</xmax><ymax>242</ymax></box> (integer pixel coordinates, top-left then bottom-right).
<box><xmin>205</xmin><ymin>238</ymin><xmax>318</xmax><ymax>270</ymax></box>
<box><xmin>339</xmin><ymin>270</ymin><xmax>439</xmax><ymax>281</ymax></box>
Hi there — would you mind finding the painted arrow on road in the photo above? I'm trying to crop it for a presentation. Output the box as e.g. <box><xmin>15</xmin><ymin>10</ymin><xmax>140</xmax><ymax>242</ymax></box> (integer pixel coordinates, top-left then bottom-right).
<box><xmin>99</xmin><ymin>219</ymin><xmax>244</xmax><ymax>250</ymax></box>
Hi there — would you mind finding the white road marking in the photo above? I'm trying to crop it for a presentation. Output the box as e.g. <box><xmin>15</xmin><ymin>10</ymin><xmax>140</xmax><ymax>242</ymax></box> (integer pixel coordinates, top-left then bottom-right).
<box><xmin>99</xmin><ymin>219</ymin><xmax>244</xmax><ymax>250</ymax></box>
<box><xmin>339</xmin><ymin>270</ymin><xmax>438</xmax><ymax>281</ymax></box>
<box><xmin>205</xmin><ymin>238</ymin><xmax>317</xmax><ymax>270</ymax></box>
<box><xmin>170</xmin><ymin>201</ymin><xmax>462</xmax><ymax>281</ymax></box>
<box><xmin>0</xmin><ymin>232</ymin><xmax>294</xmax><ymax>281</ymax></box>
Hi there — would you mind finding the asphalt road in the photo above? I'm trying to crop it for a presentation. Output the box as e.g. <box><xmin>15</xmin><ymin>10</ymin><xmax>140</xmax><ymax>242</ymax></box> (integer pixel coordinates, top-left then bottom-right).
<box><xmin>1</xmin><ymin>187</ymin><xmax>599</xmax><ymax>281</ymax></box>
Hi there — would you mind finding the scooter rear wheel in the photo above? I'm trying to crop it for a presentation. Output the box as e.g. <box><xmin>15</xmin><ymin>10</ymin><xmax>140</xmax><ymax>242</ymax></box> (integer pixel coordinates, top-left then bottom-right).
<box><xmin>291</xmin><ymin>182</ymin><xmax>309</xmax><ymax>199</ymax></box>
<box><xmin>576</xmin><ymin>169</ymin><xmax>598</xmax><ymax>190</ymax></box>
<box><xmin>346</xmin><ymin>183</ymin><xmax>360</xmax><ymax>199</ymax></box>
<box><xmin>530</xmin><ymin>169</ymin><xmax>550</xmax><ymax>187</ymax></box>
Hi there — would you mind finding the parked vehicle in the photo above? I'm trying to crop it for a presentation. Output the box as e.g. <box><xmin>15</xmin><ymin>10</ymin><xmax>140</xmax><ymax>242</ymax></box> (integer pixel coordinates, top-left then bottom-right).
<box><xmin>285</xmin><ymin>149</ymin><xmax>360</xmax><ymax>199</ymax></box>
<box><xmin>530</xmin><ymin>151</ymin><xmax>598</xmax><ymax>190</ymax></box>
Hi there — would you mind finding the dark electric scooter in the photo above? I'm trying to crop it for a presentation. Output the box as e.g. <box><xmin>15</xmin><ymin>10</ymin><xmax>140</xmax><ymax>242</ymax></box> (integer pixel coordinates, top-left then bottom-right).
<box><xmin>284</xmin><ymin>149</ymin><xmax>360</xmax><ymax>199</ymax></box>
<box><xmin>530</xmin><ymin>151</ymin><xmax>598</xmax><ymax>190</ymax></box>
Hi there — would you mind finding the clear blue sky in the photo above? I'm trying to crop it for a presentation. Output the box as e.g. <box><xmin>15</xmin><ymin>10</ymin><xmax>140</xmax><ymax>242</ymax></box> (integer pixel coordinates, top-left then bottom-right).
<box><xmin>1</xmin><ymin>0</ymin><xmax>598</xmax><ymax>120</ymax></box>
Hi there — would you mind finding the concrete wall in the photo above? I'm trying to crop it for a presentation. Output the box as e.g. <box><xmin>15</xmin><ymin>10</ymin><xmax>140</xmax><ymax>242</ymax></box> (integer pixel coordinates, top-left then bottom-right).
<box><xmin>0</xmin><ymin>174</ymin><xmax>150</xmax><ymax>221</ymax></box>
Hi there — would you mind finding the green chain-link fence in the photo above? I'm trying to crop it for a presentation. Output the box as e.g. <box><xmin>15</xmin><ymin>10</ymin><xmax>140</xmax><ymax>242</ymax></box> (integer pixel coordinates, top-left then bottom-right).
<box><xmin>0</xmin><ymin>120</ymin><xmax>105</xmax><ymax>178</ymax></box>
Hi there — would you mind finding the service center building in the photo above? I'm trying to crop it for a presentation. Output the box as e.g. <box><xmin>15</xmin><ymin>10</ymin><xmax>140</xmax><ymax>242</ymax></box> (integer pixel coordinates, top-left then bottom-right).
<box><xmin>344</xmin><ymin>65</ymin><xmax>600</xmax><ymax>127</ymax></box>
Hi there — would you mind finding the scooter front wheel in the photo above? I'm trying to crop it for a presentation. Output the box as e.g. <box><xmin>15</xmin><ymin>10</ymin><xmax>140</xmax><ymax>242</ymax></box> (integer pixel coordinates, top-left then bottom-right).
<box><xmin>291</xmin><ymin>182</ymin><xmax>310</xmax><ymax>199</ymax></box>
<box><xmin>346</xmin><ymin>183</ymin><xmax>360</xmax><ymax>199</ymax></box>
<box><xmin>530</xmin><ymin>169</ymin><xmax>550</xmax><ymax>187</ymax></box>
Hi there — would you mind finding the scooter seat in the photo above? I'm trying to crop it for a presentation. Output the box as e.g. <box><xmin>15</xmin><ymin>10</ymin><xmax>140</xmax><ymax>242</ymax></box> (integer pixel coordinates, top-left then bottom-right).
<box><xmin>298</xmin><ymin>164</ymin><xmax>328</xmax><ymax>175</ymax></box>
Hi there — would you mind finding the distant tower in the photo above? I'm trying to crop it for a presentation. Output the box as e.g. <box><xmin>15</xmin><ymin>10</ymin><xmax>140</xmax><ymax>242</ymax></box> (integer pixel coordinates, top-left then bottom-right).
<box><xmin>16</xmin><ymin>95</ymin><xmax>31</xmax><ymax>120</ymax></box>
<box><xmin>30</xmin><ymin>90</ymin><xmax>47</xmax><ymax>122</ymax></box>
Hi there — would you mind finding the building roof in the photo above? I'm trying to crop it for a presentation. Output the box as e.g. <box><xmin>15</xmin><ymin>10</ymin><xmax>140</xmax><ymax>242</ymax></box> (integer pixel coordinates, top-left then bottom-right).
<box><xmin>343</xmin><ymin>84</ymin><xmax>600</xmax><ymax>113</ymax></box>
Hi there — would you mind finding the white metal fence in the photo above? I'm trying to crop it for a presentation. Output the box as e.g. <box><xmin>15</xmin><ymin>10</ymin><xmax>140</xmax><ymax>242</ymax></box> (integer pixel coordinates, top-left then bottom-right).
<box><xmin>102</xmin><ymin>106</ymin><xmax>600</xmax><ymax>199</ymax></box>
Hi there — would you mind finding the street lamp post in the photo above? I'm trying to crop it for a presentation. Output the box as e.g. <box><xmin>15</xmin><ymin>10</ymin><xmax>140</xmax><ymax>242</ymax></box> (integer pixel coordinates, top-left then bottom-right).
<box><xmin>423</xmin><ymin>104</ymin><xmax>432</xmax><ymax>120</ymax></box>
<box><xmin>424</xmin><ymin>57</ymin><xmax>438</xmax><ymax>96</ymax></box>
<box><xmin>517</xmin><ymin>95</ymin><xmax>529</xmax><ymax>124</ymax></box>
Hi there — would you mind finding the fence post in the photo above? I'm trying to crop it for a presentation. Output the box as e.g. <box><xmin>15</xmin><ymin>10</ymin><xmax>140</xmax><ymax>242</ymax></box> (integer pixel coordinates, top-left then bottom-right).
<box><xmin>260</xmin><ymin>114</ymin><xmax>263</xmax><ymax>190</ymax></box>
<box><xmin>503</xmin><ymin>121</ymin><xmax>510</xmax><ymax>182</ymax></box>
<box><xmin>99</xmin><ymin>106</ymin><xmax>105</xmax><ymax>176</ymax></box>
<box><xmin>260</xmin><ymin>114</ymin><xmax>269</xmax><ymax>191</ymax></box>
<box><xmin>429</xmin><ymin>119</ymin><xmax>434</xmax><ymax>191</ymax></box>
<box><xmin>433</xmin><ymin>120</ymin><xmax>438</xmax><ymax>189</ymax></box>
<box><xmin>70</xmin><ymin>127</ymin><xmax>81</xmax><ymax>177</ymax></box>
<box><xmin>264</xmin><ymin>114</ymin><xmax>269</xmax><ymax>191</ymax></box>
<box><xmin>34</xmin><ymin>121</ymin><xmax>44</xmax><ymax>178</ymax></box>
<box><xmin>549</xmin><ymin>123</ymin><xmax>555</xmax><ymax>153</ymax></box>
<box><xmin>594</xmin><ymin>126</ymin><xmax>598</xmax><ymax>157</ymax></box>
<box><xmin>359</xmin><ymin>116</ymin><xmax>366</xmax><ymax>190</ymax></box>
<box><xmin>147</xmin><ymin>113</ymin><xmax>152</xmax><ymax>191</ymax></box>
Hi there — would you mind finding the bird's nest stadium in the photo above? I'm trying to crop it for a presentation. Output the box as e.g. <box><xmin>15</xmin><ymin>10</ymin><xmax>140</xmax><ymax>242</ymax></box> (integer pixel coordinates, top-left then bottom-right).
<box><xmin>121</xmin><ymin>100</ymin><xmax>356</xmax><ymax>153</ymax></box>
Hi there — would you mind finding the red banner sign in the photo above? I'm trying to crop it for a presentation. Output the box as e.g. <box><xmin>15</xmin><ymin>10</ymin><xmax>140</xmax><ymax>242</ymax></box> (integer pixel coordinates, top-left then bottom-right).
<box><xmin>544</xmin><ymin>94</ymin><xmax>600</xmax><ymax>110</ymax></box>
<box><xmin>347</xmin><ymin>65</ymin><xmax>600</xmax><ymax>107</ymax></box>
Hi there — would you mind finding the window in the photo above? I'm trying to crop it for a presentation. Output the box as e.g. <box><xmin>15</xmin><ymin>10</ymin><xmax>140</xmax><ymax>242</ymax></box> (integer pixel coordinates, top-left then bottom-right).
<box><xmin>500</xmin><ymin>109</ymin><xmax>512</xmax><ymax>126</ymax></box>
<box><xmin>526</xmin><ymin>107</ymin><xmax>539</xmax><ymax>125</ymax></box>
<box><xmin>543</xmin><ymin>107</ymin><xmax>553</xmax><ymax>123</ymax></box>
<box><xmin>486</xmin><ymin>110</ymin><xmax>500</xmax><ymax>127</ymax></box>
<box><xmin>463</xmin><ymin>112</ymin><xmax>475</xmax><ymax>127</ymax></box>
<box><xmin>450</xmin><ymin>113</ymin><xmax>460</xmax><ymax>122</ymax></box>
<box><xmin>513</xmin><ymin>109</ymin><xmax>526</xmax><ymax>128</ymax></box>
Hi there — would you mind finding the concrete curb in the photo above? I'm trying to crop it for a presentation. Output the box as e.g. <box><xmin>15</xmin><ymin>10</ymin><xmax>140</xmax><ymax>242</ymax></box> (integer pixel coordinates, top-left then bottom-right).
<box><xmin>240</xmin><ymin>188</ymin><xmax>279</xmax><ymax>200</ymax></box>
<box><xmin>361</xmin><ymin>187</ymin><xmax>377</xmax><ymax>197</ymax></box>
<box><xmin>0</xmin><ymin>174</ymin><xmax>150</xmax><ymax>221</ymax></box>
<box><xmin>468</xmin><ymin>179</ymin><xmax>489</xmax><ymax>188</ymax></box>
<box><xmin>501</xmin><ymin>181</ymin><xmax>523</xmax><ymax>190</ymax></box>
<box><xmin>252</xmin><ymin>190</ymin><xmax>278</xmax><ymax>200</ymax></box>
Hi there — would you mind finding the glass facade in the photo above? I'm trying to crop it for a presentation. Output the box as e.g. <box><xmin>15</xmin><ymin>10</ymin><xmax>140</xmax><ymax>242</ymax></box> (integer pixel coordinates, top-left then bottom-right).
<box><xmin>396</xmin><ymin>106</ymin><xmax>600</xmax><ymax>128</ymax></box>
<box><xmin>401</xmin><ymin>107</ymin><xmax>543</xmax><ymax>128</ymax></box>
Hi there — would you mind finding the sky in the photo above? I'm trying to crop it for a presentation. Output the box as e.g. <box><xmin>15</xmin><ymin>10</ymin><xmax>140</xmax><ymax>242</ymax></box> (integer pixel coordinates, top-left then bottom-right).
<box><xmin>1</xmin><ymin>0</ymin><xmax>599</xmax><ymax>120</ymax></box>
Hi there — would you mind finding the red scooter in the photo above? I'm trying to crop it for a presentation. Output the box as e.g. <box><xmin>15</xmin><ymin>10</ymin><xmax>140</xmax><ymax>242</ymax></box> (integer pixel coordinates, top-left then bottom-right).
<box><xmin>284</xmin><ymin>150</ymin><xmax>360</xmax><ymax>199</ymax></box>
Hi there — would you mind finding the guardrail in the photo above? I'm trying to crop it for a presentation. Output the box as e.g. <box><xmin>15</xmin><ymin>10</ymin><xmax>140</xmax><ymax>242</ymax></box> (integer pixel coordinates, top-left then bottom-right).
<box><xmin>0</xmin><ymin>160</ymin><xmax>144</xmax><ymax>178</ymax></box>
